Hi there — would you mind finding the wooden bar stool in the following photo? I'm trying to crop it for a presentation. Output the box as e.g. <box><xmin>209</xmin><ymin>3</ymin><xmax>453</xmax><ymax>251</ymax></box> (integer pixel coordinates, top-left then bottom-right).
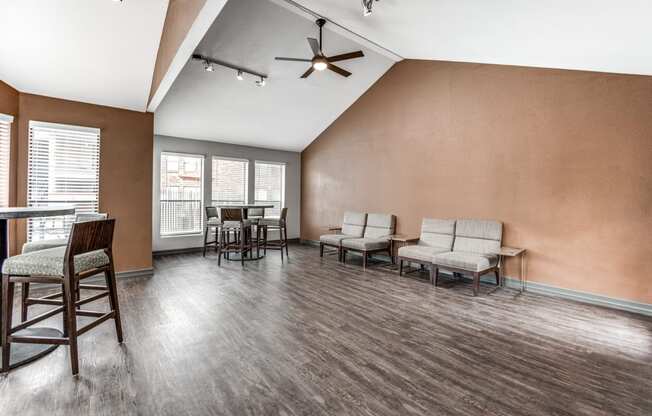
<box><xmin>216</xmin><ymin>208</ymin><xmax>254</xmax><ymax>267</ymax></box>
<box><xmin>1</xmin><ymin>219</ymin><xmax>123</xmax><ymax>376</ymax></box>
<box><xmin>202</xmin><ymin>207</ymin><xmax>221</xmax><ymax>257</ymax></box>
<box><xmin>259</xmin><ymin>208</ymin><xmax>289</xmax><ymax>261</ymax></box>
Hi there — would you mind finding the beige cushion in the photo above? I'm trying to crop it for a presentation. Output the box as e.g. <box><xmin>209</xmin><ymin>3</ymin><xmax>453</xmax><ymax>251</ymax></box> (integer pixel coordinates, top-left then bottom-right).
<box><xmin>419</xmin><ymin>218</ymin><xmax>455</xmax><ymax>250</ymax></box>
<box><xmin>398</xmin><ymin>245</ymin><xmax>449</xmax><ymax>263</ymax></box>
<box><xmin>320</xmin><ymin>234</ymin><xmax>356</xmax><ymax>246</ymax></box>
<box><xmin>342</xmin><ymin>237</ymin><xmax>390</xmax><ymax>251</ymax></box>
<box><xmin>433</xmin><ymin>251</ymin><xmax>498</xmax><ymax>272</ymax></box>
<box><xmin>341</xmin><ymin>211</ymin><xmax>367</xmax><ymax>237</ymax></box>
<box><xmin>453</xmin><ymin>219</ymin><xmax>502</xmax><ymax>255</ymax></box>
<box><xmin>363</xmin><ymin>213</ymin><xmax>396</xmax><ymax>239</ymax></box>
<box><xmin>2</xmin><ymin>246</ymin><xmax>110</xmax><ymax>277</ymax></box>
<box><xmin>22</xmin><ymin>238</ymin><xmax>69</xmax><ymax>254</ymax></box>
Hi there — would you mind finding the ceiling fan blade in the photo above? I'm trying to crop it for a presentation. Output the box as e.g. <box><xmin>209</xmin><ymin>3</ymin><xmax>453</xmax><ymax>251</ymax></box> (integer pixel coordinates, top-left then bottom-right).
<box><xmin>275</xmin><ymin>57</ymin><xmax>312</xmax><ymax>62</ymax></box>
<box><xmin>327</xmin><ymin>63</ymin><xmax>351</xmax><ymax>77</ymax></box>
<box><xmin>307</xmin><ymin>38</ymin><xmax>320</xmax><ymax>55</ymax></box>
<box><xmin>327</xmin><ymin>51</ymin><xmax>364</xmax><ymax>63</ymax></box>
<box><xmin>300</xmin><ymin>66</ymin><xmax>315</xmax><ymax>78</ymax></box>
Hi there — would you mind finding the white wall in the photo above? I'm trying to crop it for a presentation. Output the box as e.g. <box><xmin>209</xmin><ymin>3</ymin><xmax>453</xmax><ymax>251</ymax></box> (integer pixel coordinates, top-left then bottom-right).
<box><xmin>153</xmin><ymin>134</ymin><xmax>301</xmax><ymax>252</ymax></box>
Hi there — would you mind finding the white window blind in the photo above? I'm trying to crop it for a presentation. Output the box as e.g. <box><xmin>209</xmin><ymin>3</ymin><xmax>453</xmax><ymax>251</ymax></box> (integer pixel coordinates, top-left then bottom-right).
<box><xmin>254</xmin><ymin>161</ymin><xmax>285</xmax><ymax>217</ymax></box>
<box><xmin>27</xmin><ymin>121</ymin><xmax>100</xmax><ymax>242</ymax></box>
<box><xmin>0</xmin><ymin>114</ymin><xmax>13</xmax><ymax>208</ymax></box>
<box><xmin>160</xmin><ymin>152</ymin><xmax>204</xmax><ymax>236</ymax></box>
<box><xmin>212</xmin><ymin>157</ymin><xmax>248</xmax><ymax>206</ymax></box>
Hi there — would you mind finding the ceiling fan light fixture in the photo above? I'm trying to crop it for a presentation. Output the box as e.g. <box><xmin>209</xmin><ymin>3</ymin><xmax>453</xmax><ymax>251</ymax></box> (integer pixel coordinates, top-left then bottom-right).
<box><xmin>312</xmin><ymin>57</ymin><xmax>328</xmax><ymax>71</ymax></box>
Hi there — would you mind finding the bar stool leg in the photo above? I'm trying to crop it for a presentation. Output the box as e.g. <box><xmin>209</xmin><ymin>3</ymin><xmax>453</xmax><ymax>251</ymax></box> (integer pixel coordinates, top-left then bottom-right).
<box><xmin>62</xmin><ymin>276</ymin><xmax>79</xmax><ymax>375</ymax></box>
<box><xmin>105</xmin><ymin>263</ymin><xmax>123</xmax><ymax>342</ymax></box>
<box><xmin>20</xmin><ymin>282</ymin><xmax>29</xmax><ymax>322</ymax></box>
<box><xmin>1</xmin><ymin>275</ymin><xmax>15</xmax><ymax>372</ymax></box>
<box><xmin>283</xmin><ymin>225</ymin><xmax>289</xmax><ymax>258</ymax></box>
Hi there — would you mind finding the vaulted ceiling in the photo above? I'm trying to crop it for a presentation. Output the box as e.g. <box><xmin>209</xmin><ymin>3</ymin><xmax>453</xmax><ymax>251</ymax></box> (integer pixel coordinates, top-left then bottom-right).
<box><xmin>0</xmin><ymin>0</ymin><xmax>168</xmax><ymax>111</ymax></box>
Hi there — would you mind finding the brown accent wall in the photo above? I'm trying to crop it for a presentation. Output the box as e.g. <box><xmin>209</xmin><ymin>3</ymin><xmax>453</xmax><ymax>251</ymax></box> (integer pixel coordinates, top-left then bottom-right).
<box><xmin>148</xmin><ymin>0</ymin><xmax>207</xmax><ymax>104</ymax></box>
<box><xmin>14</xmin><ymin>93</ymin><xmax>153</xmax><ymax>273</ymax></box>
<box><xmin>301</xmin><ymin>60</ymin><xmax>652</xmax><ymax>304</ymax></box>
<box><xmin>0</xmin><ymin>81</ymin><xmax>20</xmax><ymax>254</ymax></box>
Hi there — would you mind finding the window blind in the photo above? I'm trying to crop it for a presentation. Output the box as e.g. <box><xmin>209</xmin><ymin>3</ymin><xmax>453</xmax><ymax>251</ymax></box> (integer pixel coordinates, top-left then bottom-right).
<box><xmin>27</xmin><ymin>121</ymin><xmax>100</xmax><ymax>242</ymax></box>
<box><xmin>160</xmin><ymin>152</ymin><xmax>204</xmax><ymax>236</ymax></box>
<box><xmin>254</xmin><ymin>161</ymin><xmax>285</xmax><ymax>217</ymax></box>
<box><xmin>212</xmin><ymin>157</ymin><xmax>248</xmax><ymax>206</ymax></box>
<box><xmin>0</xmin><ymin>114</ymin><xmax>12</xmax><ymax>208</ymax></box>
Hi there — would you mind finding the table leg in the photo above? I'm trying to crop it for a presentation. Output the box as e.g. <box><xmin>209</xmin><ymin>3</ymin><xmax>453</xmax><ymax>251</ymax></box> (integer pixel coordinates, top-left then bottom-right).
<box><xmin>520</xmin><ymin>252</ymin><xmax>526</xmax><ymax>292</ymax></box>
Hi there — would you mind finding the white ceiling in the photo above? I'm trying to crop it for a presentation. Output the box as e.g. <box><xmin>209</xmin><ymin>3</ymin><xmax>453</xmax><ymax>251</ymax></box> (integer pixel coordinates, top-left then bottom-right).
<box><xmin>154</xmin><ymin>0</ymin><xmax>394</xmax><ymax>151</ymax></box>
<box><xmin>291</xmin><ymin>0</ymin><xmax>652</xmax><ymax>76</ymax></box>
<box><xmin>0</xmin><ymin>0</ymin><xmax>168</xmax><ymax>112</ymax></box>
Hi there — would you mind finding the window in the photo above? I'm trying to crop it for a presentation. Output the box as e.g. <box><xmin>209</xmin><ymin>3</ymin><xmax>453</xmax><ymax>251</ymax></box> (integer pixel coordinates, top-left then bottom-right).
<box><xmin>211</xmin><ymin>157</ymin><xmax>248</xmax><ymax>206</ymax></box>
<box><xmin>254</xmin><ymin>161</ymin><xmax>285</xmax><ymax>217</ymax></box>
<box><xmin>160</xmin><ymin>152</ymin><xmax>204</xmax><ymax>236</ymax></box>
<box><xmin>0</xmin><ymin>114</ymin><xmax>12</xmax><ymax>208</ymax></box>
<box><xmin>27</xmin><ymin>121</ymin><xmax>100</xmax><ymax>242</ymax></box>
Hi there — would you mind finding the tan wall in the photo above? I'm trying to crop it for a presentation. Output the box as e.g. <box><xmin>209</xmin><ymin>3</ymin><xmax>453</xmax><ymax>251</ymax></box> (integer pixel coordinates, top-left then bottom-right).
<box><xmin>301</xmin><ymin>60</ymin><xmax>652</xmax><ymax>304</ymax></box>
<box><xmin>14</xmin><ymin>93</ymin><xmax>153</xmax><ymax>273</ymax></box>
<box><xmin>0</xmin><ymin>81</ymin><xmax>20</xmax><ymax>254</ymax></box>
<box><xmin>149</xmin><ymin>0</ymin><xmax>207</xmax><ymax>104</ymax></box>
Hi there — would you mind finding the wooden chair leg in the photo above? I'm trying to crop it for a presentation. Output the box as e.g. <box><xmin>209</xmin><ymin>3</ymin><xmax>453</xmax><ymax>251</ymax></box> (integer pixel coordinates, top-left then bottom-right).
<box><xmin>202</xmin><ymin>227</ymin><xmax>209</xmax><ymax>257</ymax></box>
<box><xmin>362</xmin><ymin>252</ymin><xmax>368</xmax><ymax>270</ymax></box>
<box><xmin>494</xmin><ymin>270</ymin><xmax>500</xmax><ymax>286</ymax></box>
<box><xmin>283</xmin><ymin>226</ymin><xmax>289</xmax><ymax>258</ymax></box>
<box><xmin>62</xmin><ymin>277</ymin><xmax>79</xmax><ymax>375</ymax></box>
<box><xmin>1</xmin><ymin>275</ymin><xmax>15</xmax><ymax>372</ymax></box>
<box><xmin>320</xmin><ymin>243</ymin><xmax>324</xmax><ymax>257</ymax></box>
<box><xmin>342</xmin><ymin>249</ymin><xmax>346</xmax><ymax>263</ymax></box>
<box><xmin>399</xmin><ymin>259</ymin><xmax>403</xmax><ymax>276</ymax></box>
<box><xmin>240</xmin><ymin>229</ymin><xmax>245</xmax><ymax>267</ymax></box>
<box><xmin>280</xmin><ymin>229</ymin><xmax>284</xmax><ymax>263</ymax></box>
<box><xmin>21</xmin><ymin>282</ymin><xmax>29</xmax><ymax>322</ymax></box>
<box><xmin>432</xmin><ymin>266</ymin><xmax>439</xmax><ymax>286</ymax></box>
<box><xmin>105</xmin><ymin>265</ymin><xmax>123</xmax><ymax>343</ymax></box>
<box><xmin>473</xmin><ymin>272</ymin><xmax>480</xmax><ymax>296</ymax></box>
<box><xmin>217</xmin><ymin>230</ymin><xmax>223</xmax><ymax>267</ymax></box>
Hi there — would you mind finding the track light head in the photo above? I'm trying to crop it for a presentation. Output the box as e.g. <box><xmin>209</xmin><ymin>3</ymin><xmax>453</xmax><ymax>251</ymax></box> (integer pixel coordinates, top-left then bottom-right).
<box><xmin>237</xmin><ymin>70</ymin><xmax>244</xmax><ymax>81</ymax></box>
<box><xmin>256</xmin><ymin>76</ymin><xmax>266</xmax><ymax>87</ymax></box>
<box><xmin>362</xmin><ymin>0</ymin><xmax>376</xmax><ymax>16</ymax></box>
<box><xmin>204</xmin><ymin>60</ymin><xmax>214</xmax><ymax>72</ymax></box>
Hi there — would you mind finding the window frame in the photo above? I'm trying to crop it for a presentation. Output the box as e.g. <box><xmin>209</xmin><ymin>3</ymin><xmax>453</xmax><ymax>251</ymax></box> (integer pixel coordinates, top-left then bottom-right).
<box><xmin>211</xmin><ymin>155</ymin><xmax>249</xmax><ymax>207</ymax></box>
<box><xmin>0</xmin><ymin>113</ymin><xmax>13</xmax><ymax>208</ymax></box>
<box><xmin>254</xmin><ymin>160</ymin><xmax>286</xmax><ymax>217</ymax></box>
<box><xmin>26</xmin><ymin>120</ymin><xmax>101</xmax><ymax>242</ymax></box>
<box><xmin>159</xmin><ymin>151</ymin><xmax>205</xmax><ymax>238</ymax></box>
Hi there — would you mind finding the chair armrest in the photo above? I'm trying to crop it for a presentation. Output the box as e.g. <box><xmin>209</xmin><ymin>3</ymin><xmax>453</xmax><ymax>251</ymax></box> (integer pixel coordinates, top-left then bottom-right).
<box><xmin>328</xmin><ymin>226</ymin><xmax>342</xmax><ymax>233</ymax></box>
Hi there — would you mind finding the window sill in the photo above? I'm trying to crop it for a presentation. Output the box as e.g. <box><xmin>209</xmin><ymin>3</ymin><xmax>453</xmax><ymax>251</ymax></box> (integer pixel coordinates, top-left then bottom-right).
<box><xmin>160</xmin><ymin>232</ymin><xmax>203</xmax><ymax>239</ymax></box>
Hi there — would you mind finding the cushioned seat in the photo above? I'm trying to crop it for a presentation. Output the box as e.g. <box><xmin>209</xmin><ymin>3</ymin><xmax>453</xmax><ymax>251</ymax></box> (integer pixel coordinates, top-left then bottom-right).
<box><xmin>432</xmin><ymin>251</ymin><xmax>498</xmax><ymax>272</ymax></box>
<box><xmin>319</xmin><ymin>233</ymin><xmax>357</xmax><ymax>246</ymax></box>
<box><xmin>21</xmin><ymin>238</ymin><xmax>69</xmax><ymax>254</ymax></box>
<box><xmin>258</xmin><ymin>217</ymin><xmax>284</xmax><ymax>227</ymax></box>
<box><xmin>398</xmin><ymin>245</ymin><xmax>450</xmax><ymax>263</ymax></box>
<box><xmin>206</xmin><ymin>218</ymin><xmax>221</xmax><ymax>226</ymax></box>
<box><xmin>341</xmin><ymin>237</ymin><xmax>390</xmax><ymax>251</ymax></box>
<box><xmin>2</xmin><ymin>246</ymin><xmax>110</xmax><ymax>277</ymax></box>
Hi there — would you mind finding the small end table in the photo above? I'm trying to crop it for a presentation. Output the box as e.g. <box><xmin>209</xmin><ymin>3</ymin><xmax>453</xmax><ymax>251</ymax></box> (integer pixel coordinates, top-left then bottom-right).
<box><xmin>499</xmin><ymin>246</ymin><xmax>527</xmax><ymax>292</ymax></box>
<box><xmin>388</xmin><ymin>234</ymin><xmax>419</xmax><ymax>264</ymax></box>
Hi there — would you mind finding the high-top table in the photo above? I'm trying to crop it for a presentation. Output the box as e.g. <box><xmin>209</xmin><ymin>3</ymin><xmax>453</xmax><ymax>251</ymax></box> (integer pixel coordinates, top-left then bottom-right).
<box><xmin>214</xmin><ymin>205</ymin><xmax>275</xmax><ymax>261</ymax></box>
<box><xmin>0</xmin><ymin>206</ymin><xmax>75</xmax><ymax>369</ymax></box>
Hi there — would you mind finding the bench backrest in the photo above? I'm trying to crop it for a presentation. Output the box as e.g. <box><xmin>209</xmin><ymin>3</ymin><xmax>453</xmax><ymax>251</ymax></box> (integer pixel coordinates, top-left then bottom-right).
<box><xmin>419</xmin><ymin>218</ymin><xmax>456</xmax><ymax>250</ymax></box>
<box><xmin>453</xmin><ymin>219</ymin><xmax>502</xmax><ymax>255</ymax></box>
<box><xmin>363</xmin><ymin>213</ymin><xmax>396</xmax><ymax>239</ymax></box>
<box><xmin>341</xmin><ymin>211</ymin><xmax>367</xmax><ymax>237</ymax></box>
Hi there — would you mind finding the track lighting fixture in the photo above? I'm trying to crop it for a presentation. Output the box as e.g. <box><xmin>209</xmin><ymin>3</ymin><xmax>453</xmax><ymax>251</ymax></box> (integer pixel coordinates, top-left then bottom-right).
<box><xmin>236</xmin><ymin>70</ymin><xmax>244</xmax><ymax>81</ymax></box>
<box><xmin>192</xmin><ymin>54</ymin><xmax>268</xmax><ymax>86</ymax></box>
<box><xmin>362</xmin><ymin>0</ymin><xmax>378</xmax><ymax>17</ymax></box>
<box><xmin>203</xmin><ymin>60</ymin><xmax>214</xmax><ymax>72</ymax></box>
<box><xmin>256</xmin><ymin>76</ymin><xmax>266</xmax><ymax>87</ymax></box>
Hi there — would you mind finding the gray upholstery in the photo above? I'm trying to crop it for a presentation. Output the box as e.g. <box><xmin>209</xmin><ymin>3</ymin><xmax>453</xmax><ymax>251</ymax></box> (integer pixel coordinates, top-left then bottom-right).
<box><xmin>2</xmin><ymin>246</ymin><xmax>109</xmax><ymax>277</ymax></box>
<box><xmin>340</xmin><ymin>211</ymin><xmax>367</xmax><ymax>237</ymax></box>
<box><xmin>320</xmin><ymin>234</ymin><xmax>356</xmax><ymax>246</ymax></box>
<box><xmin>207</xmin><ymin>218</ymin><xmax>221</xmax><ymax>226</ymax></box>
<box><xmin>363</xmin><ymin>213</ymin><xmax>396</xmax><ymax>239</ymax></box>
<box><xmin>452</xmin><ymin>219</ymin><xmax>502</xmax><ymax>255</ymax></box>
<box><xmin>22</xmin><ymin>213</ymin><xmax>108</xmax><ymax>254</ymax></box>
<box><xmin>419</xmin><ymin>218</ymin><xmax>456</xmax><ymax>250</ymax></box>
<box><xmin>432</xmin><ymin>252</ymin><xmax>498</xmax><ymax>272</ymax></box>
<box><xmin>341</xmin><ymin>237</ymin><xmax>390</xmax><ymax>251</ymax></box>
<box><xmin>259</xmin><ymin>217</ymin><xmax>284</xmax><ymax>227</ymax></box>
<box><xmin>398</xmin><ymin>245</ymin><xmax>449</xmax><ymax>263</ymax></box>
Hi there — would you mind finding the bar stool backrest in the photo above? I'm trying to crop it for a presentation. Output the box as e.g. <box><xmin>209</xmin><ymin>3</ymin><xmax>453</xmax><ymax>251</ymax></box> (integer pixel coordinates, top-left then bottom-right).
<box><xmin>248</xmin><ymin>207</ymin><xmax>265</xmax><ymax>218</ymax></box>
<box><xmin>75</xmin><ymin>212</ymin><xmax>108</xmax><ymax>223</ymax></box>
<box><xmin>279</xmin><ymin>207</ymin><xmax>288</xmax><ymax>224</ymax></box>
<box><xmin>206</xmin><ymin>206</ymin><xmax>219</xmax><ymax>221</ymax></box>
<box><xmin>65</xmin><ymin>219</ymin><xmax>116</xmax><ymax>260</ymax></box>
<box><xmin>220</xmin><ymin>207</ymin><xmax>245</xmax><ymax>223</ymax></box>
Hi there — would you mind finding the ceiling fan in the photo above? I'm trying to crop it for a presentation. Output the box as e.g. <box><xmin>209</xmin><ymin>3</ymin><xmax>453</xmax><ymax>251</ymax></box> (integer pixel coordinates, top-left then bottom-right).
<box><xmin>275</xmin><ymin>18</ymin><xmax>364</xmax><ymax>79</ymax></box>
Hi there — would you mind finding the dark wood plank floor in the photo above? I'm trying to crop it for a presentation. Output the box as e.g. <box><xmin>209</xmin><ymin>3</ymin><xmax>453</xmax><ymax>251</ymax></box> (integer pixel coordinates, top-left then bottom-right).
<box><xmin>1</xmin><ymin>244</ymin><xmax>651</xmax><ymax>415</ymax></box>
